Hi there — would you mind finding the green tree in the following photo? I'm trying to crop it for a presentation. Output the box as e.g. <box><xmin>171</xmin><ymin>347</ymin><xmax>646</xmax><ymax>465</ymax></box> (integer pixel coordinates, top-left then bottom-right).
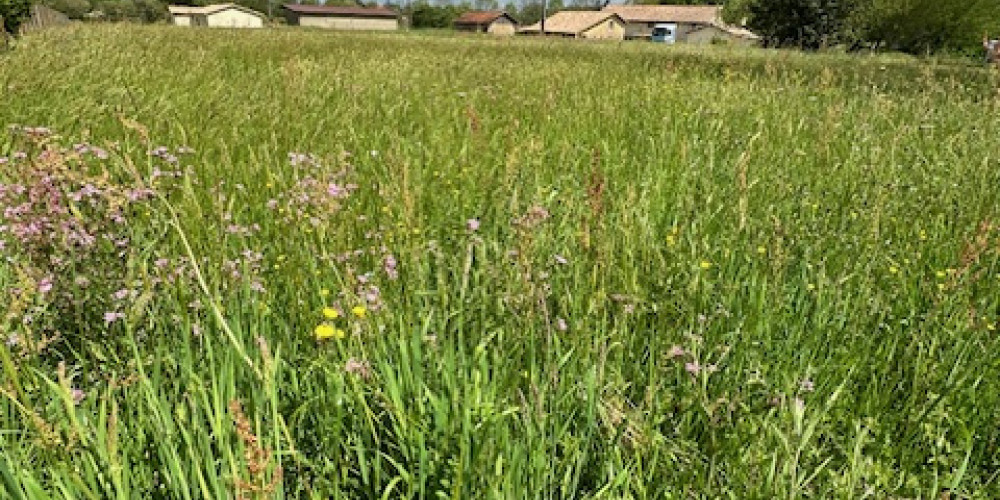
<box><xmin>743</xmin><ymin>0</ymin><xmax>859</xmax><ymax>49</ymax></box>
<box><xmin>1</xmin><ymin>0</ymin><xmax>31</xmax><ymax>34</ymax></box>
<box><xmin>44</xmin><ymin>0</ymin><xmax>91</xmax><ymax>19</ymax></box>
<box><xmin>849</xmin><ymin>0</ymin><xmax>998</xmax><ymax>53</ymax></box>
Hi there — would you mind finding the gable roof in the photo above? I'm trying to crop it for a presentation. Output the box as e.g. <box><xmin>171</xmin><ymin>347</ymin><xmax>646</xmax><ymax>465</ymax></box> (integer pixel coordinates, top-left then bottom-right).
<box><xmin>454</xmin><ymin>11</ymin><xmax>515</xmax><ymax>26</ymax></box>
<box><xmin>282</xmin><ymin>4</ymin><xmax>397</xmax><ymax>18</ymax></box>
<box><xmin>601</xmin><ymin>5</ymin><xmax>720</xmax><ymax>24</ymax></box>
<box><xmin>520</xmin><ymin>11</ymin><xmax>622</xmax><ymax>35</ymax></box>
<box><xmin>168</xmin><ymin>3</ymin><xmax>265</xmax><ymax>18</ymax></box>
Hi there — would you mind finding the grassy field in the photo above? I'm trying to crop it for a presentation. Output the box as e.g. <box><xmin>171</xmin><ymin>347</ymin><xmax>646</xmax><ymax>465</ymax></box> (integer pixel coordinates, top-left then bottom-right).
<box><xmin>2</xmin><ymin>25</ymin><xmax>1000</xmax><ymax>498</ymax></box>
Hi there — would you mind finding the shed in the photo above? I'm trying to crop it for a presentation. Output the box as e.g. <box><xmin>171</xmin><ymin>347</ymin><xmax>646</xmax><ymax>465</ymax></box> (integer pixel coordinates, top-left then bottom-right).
<box><xmin>601</xmin><ymin>4</ymin><xmax>757</xmax><ymax>44</ymax></box>
<box><xmin>519</xmin><ymin>11</ymin><xmax>624</xmax><ymax>40</ymax></box>
<box><xmin>282</xmin><ymin>5</ymin><xmax>398</xmax><ymax>31</ymax></box>
<box><xmin>454</xmin><ymin>11</ymin><xmax>517</xmax><ymax>35</ymax></box>
<box><xmin>168</xmin><ymin>4</ymin><xmax>266</xmax><ymax>28</ymax></box>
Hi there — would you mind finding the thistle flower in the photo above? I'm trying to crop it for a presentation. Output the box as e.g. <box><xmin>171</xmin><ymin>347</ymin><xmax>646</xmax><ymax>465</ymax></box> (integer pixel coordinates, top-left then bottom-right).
<box><xmin>344</xmin><ymin>358</ymin><xmax>373</xmax><ymax>379</ymax></box>
<box><xmin>667</xmin><ymin>345</ymin><xmax>686</xmax><ymax>359</ymax></box>
<box><xmin>37</xmin><ymin>277</ymin><xmax>53</xmax><ymax>294</ymax></box>
<box><xmin>104</xmin><ymin>312</ymin><xmax>125</xmax><ymax>325</ymax></box>
<box><xmin>684</xmin><ymin>361</ymin><xmax>701</xmax><ymax>376</ymax></box>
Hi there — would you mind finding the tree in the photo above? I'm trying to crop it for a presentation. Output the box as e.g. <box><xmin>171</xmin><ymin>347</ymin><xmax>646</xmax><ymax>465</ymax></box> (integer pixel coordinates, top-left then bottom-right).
<box><xmin>1</xmin><ymin>0</ymin><xmax>31</xmax><ymax>35</ymax></box>
<box><xmin>848</xmin><ymin>0</ymin><xmax>998</xmax><ymax>54</ymax></box>
<box><xmin>743</xmin><ymin>0</ymin><xmax>859</xmax><ymax>49</ymax></box>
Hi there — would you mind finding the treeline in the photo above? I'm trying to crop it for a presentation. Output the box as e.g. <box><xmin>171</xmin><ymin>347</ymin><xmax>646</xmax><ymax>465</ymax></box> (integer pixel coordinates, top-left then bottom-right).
<box><xmin>724</xmin><ymin>0</ymin><xmax>999</xmax><ymax>54</ymax></box>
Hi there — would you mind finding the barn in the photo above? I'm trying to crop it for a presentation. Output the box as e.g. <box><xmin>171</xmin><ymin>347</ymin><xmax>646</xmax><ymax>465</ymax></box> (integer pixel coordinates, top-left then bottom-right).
<box><xmin>282</xmin><ymin>5</ymin><xmax>399</xmax><ymax>31</ymax></box>
<box><xmin>168</xmin><ymin>4</ymin><xmax>266</xmax><ymax>28</ymax></box>
<box><xmin>601</xmin><ymin>5</ymin><xmax>757</xmax><ymax>45</ymax></box>
<box><xmin>454</xmin><ymin>11</ymin><xmax>518</xmax><ymax>35</ymax></box>
<box><xmin>519</xmin><ymin>11</ymin><xmax>624</xmax><ymax>40</ymax></box>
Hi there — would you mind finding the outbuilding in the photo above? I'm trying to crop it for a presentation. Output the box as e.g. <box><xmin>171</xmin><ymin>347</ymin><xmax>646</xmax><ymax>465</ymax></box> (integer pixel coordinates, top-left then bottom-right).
<box><xmin>168</xmin><ymin>4</ymin><xmax>266</xmax><ymax>28</ymax></box>
<box><xmin>454</xmin><ymin>11</ymin><xmax>518</xmax><ymax>35</ymax></box>
<box><xmin>601</xmin><ymin>4</ymin><xmax>757</xmax><ymax>44</ymax></box>
<box><xmin>282</xmin><ymin>5</ymin><xmax>399</xmax><ymax>31</ymax></box>
<box><xmin>519</xmin><ymin>11</ymin><xmax>624</xmax><ymax>40</ymax></box>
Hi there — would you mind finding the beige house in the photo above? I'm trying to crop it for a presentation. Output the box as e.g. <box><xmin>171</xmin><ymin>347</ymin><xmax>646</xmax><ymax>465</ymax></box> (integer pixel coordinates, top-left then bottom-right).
<box><xmin>519</xmin><ymin>11</ymin><xmax>625</xmax><ymax>40</ymax></box>
<box><xmin>282</xmin><ymin>5</ymin><xmax>398</xmax><ymax>31</ymax></box>
<box><xmin>168</xmin><ymin>4</ymin><xmax>266</xmax><ymax>28</ymax></box>
<box><xmin>454</xmin><ymin>11</ymin><xmax>518</xmax><ymax>35</ymax></box>
<box><xmin>601</xmin><ymin>5</ymin><xmax>757</xmax><ymax>44</ymax></box>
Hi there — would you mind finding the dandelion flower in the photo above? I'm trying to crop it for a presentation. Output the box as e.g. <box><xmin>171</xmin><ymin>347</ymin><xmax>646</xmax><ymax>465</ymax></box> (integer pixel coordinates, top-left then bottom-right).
<box><xmin>352</xmin><ymin>305</ymin><xmax>367</xmax><ymax>319</ymax></box>
<box><xmin>323</xmin><ymin>307</ymin><xmax>340</xmax><ymax>320</ymax></box>
<box><xmin>699</xmin><ymin>261</ymin><xmax>712</xmax><ymax>270</ymax></box>
<box><xmin>314</xmin><ymin>324</ymin><xmax>344</xmax><ymax>341</ymax></box>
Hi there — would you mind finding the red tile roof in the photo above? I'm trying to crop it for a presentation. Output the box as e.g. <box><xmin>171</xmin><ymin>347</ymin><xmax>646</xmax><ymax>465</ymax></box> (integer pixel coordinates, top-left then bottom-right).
<box><xmin>601</xmin><ymin>5</ymin><xmax>720</xmax><ymax>24</ymax></box>
<box><xmin>454</xmin><ymin>11</ymin><xmax>512</xmax><ymax>26</ymax></box>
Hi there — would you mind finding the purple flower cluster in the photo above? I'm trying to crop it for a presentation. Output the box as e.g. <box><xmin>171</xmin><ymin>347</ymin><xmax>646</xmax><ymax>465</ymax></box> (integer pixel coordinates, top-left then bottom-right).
<box><xmin>149</xmin><ymin>145</ymin><xmax>193</xmax><ymax>165</ymax></box>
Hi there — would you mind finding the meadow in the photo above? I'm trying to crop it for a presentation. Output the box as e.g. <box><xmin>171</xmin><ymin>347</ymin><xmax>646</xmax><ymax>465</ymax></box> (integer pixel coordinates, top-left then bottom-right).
<box><xmin>1</xmin><ymin>25</ymin><xmax>1000</xmax><ymax>498</ymax></box>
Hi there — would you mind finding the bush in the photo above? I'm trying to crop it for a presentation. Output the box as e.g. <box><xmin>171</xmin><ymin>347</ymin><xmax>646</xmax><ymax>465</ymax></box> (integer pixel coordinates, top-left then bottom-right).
<box><xmin>1</xmin><ymin>0</ymin><xmax>31</xmax><ymax>35</ymax></box>
<box><xmin>44</xmin><ymin>0</ymin><xmax>92</xmax><ymax>20</ymax></box>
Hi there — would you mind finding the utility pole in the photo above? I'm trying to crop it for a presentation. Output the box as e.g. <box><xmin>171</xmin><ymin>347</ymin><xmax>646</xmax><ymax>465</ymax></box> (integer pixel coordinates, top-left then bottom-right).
<box><xmin>540</xmin><ymin>0</ymin><xmax>546</xmax><ymax>35</ymax></box>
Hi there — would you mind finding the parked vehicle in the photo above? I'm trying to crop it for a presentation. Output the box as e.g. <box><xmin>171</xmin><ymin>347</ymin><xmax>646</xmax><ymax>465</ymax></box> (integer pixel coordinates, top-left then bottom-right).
<box><xmin>651</xmin><ymin>23</ymin><xmax>676</xmax><ymax>43</ymax></box>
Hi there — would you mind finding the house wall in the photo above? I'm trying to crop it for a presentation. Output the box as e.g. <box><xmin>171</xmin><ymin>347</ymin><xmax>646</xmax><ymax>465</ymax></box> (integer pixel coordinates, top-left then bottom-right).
<box><xmin>580</xmin><ymin>18</ymin><xmax>624</xmax><ymax>40</ymax></box>
<box><xmin>172</xmin><ymin>14</ymin><xmax>192</xmax><ymax>26</ymax></box>
<box><xmin>295</xmin><ymin>15</ymin><xmax>398</xmax><ymax>31</ymax></box>
<box><xmin>487</xmin><ymin>17</ymin><xmax>516</xmax><ymax>35</ymax></box>
<box><xmin>205</xmin><ymin>9</ymin><xmax>264</xmax><ymax>28</ymax></box>
<box><xmin>624</xmin><ymin>21</ymin><xmax>700</xmax><ymax>40</ymax></box>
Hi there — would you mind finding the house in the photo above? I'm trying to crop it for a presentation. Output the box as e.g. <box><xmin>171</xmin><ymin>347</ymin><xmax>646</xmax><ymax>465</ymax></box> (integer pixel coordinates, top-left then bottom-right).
<box><xmin>168</xmin><ymin>4</ymin><xmax>266</xmax><ymax>28</ymax></box>
<box><xmin>601</xmin><ymin>5</ymin><xmax>757</xmax><ymax>44</ymax></box>
<box><xmin>519</xmin><ymin>11</ymin><xmax>625</xmax><ymax>40</ymax></box>
<box><xmin>454</xmin><ymin>11</ymin><xmax>518</xmax><ymax>35</ymax></box>
<box><xmin>19</xmin><ymin>5</ymin><xmax>71</xmax><ymax>34</ymax></box>
<box><xmin>282</xmin><ymin>5</ymin><xmax>398</xmax><ymax>31</ymax></box>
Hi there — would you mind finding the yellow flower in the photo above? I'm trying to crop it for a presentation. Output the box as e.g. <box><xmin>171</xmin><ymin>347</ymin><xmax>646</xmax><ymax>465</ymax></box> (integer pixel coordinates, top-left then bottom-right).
<box><xmin>323</xmin><ymin>307</ymin><xmax>339</xmax><ymax>320</ymax></box>
<box><xmin>314</xmin><ymin>324</ymin><xmax>344</xmax><ymax>341</ymax></box>
<box><xmin>699</xmin><ymin>261</ymin><xmax>712</xmax><ymax>270</ymax></box>
<box><xmin>919</xmin><ymin>230</ymin><xmax>927</xmax><ymax>241</ymax></box>
<box><xmin>666</xmin><ymin>235</ymin><xmax>676</xmax><ymax>247</ymax></box>
<box><xmin>320</xmin><ymin>288</ymin><xmax>330</xmax><ymax>297</ymax></box>
<box><xmin>352</xmin><ymin>305</ymin><xmax>367</xmax><ymax>319</ymax></box>
<box><xmin>889</xmin><ymin>266</ymin><xmax>899</xmax><ymax>275</ymax></box>
<box><xmin>807</xmin><ymin>283</ymin><xmax>816</xmax><ymax>291</ymax></box>
<box><xmin>935</xmin><ymin>271</ymin><xmax>946</xmax><ymax>279</ymax></box>
<box><xmin>757</xmin><ymin>246</ymin><xmax>766</xmax><ymax>255</ymax></box>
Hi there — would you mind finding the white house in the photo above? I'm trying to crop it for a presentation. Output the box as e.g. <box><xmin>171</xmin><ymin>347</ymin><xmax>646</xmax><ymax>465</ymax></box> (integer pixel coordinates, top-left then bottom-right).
<box><xmin>168</xmin><ymin>4</ymin><xmax>266</xmax><ymax>28</ymax></box>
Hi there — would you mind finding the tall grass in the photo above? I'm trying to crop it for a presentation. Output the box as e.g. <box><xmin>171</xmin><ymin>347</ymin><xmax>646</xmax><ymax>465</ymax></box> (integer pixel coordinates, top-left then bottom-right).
<box><xmin>1</xmin><ymin>24</ymin><xmax>1000</xmax><ymax>497</ymax></box>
